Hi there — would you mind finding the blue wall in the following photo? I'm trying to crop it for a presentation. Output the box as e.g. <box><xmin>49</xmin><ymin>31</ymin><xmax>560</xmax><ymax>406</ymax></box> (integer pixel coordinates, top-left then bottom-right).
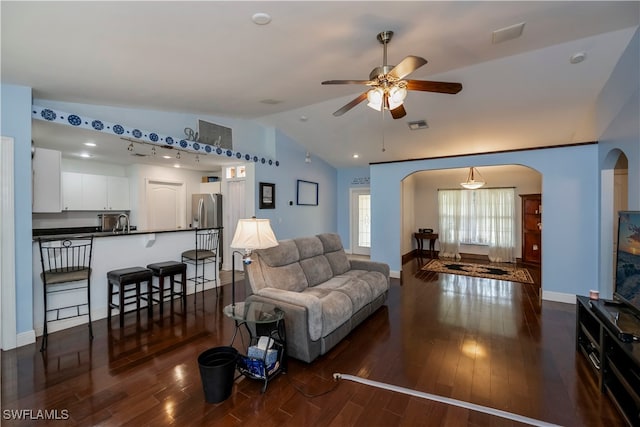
<box><xmin>370</xmin><ymin>144</ymin><xmax>600</xmax><ymax>297</ymax></box>
<box><xmin>1</xmin><ymin>84</ymin><xmax>33</xmax><ymax>334</ymax></box>
<box><xmin>336</xmin><ymin>167</ymin><xmax>370</xmax><ymax>249</ymax></box>
<box><xmin>598</xmin><ymin>28</ymin><xmax>640</xmax><ymax>208</ymax></box>
<box><xmin>255</xmin><ymin>130</ymin><xmax>337</xmax><ymax>239</ymax></box>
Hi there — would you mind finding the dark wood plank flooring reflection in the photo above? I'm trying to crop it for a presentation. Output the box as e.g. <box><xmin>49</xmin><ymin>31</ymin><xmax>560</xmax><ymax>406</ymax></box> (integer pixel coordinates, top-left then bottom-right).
<box><xmin>1</xmin><ymin>261</ymin><xmax>626</xmax><ymax>426</ymax></box>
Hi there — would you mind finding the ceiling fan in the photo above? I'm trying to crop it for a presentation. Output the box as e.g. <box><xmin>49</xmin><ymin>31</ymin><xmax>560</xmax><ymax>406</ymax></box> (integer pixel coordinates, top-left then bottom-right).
<box><xmin>322</xmin><ymin>31</ymin><xmax>462</xmax><ymax>119</ymax></box>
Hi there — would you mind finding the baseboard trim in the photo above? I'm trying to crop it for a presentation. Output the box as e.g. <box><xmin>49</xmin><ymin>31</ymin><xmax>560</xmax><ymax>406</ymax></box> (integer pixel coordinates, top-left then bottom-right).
<box><xmin>542</xmin><ymin>290</ymin><xmax>575</xmax><ymax>304</ymax></box>
<box><xmin>16</xmin><ymin>330</ymin><xmax>36</xmax><ymax>347</ymax></box>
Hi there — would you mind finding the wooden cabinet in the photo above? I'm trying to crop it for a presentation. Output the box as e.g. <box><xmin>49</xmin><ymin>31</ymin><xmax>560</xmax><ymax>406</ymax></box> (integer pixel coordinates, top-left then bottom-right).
<box><xmin>520</xmin><ymin>193</ymin><xmax>541</xmax><ymax>264</ymax></box>
<box><xmin>32</xmin><ymin>148</ymin><xmax>62</xmax><ymax>213</ymax></box>
<box><xmin>62</xmin><ymin>172</ymin><xmax>129</xmax><ymax>211</ymax></box>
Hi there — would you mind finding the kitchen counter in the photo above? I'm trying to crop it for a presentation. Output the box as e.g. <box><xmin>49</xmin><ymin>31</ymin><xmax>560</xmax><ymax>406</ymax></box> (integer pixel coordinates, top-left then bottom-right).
<box><xmin>32</xmin><ymin>227</ymin><xmax>223</xmax><ymax>337</ymax></box>
<box><xmin>33</xmin><ymin>226</ymin><xmax>222</xmax><ymax>240</ymax></box>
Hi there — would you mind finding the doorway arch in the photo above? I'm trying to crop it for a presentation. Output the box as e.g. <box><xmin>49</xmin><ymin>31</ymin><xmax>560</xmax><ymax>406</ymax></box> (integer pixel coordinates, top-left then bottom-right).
<box><xmin>600</xmin><ymin>149</ymin><xmax>629</xmax><ymax>298</ymax></box>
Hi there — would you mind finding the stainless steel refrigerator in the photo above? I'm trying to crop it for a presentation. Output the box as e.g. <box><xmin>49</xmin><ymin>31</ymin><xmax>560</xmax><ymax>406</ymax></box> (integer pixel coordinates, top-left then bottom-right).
<box><xmin>192</xmin><ymin>193</ymin><xmax>223</xmax><ymax>267</ymax></box>
<box><xmin>192</xmin><ymin>193</ymin><xmax>223</xmax><ymax>229</ymax></box>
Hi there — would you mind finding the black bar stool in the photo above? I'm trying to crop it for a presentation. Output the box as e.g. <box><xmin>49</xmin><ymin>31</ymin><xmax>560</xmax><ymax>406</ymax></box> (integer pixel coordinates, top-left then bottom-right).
<box><xmin>146</xmin><ymin>261</ymin><xmax>187</xmax><ymax>315</ymax></box>
<box><xmin>107</xmin><ymin>267</ymin><xmax>153</xmax><ymax>327</ymax></box>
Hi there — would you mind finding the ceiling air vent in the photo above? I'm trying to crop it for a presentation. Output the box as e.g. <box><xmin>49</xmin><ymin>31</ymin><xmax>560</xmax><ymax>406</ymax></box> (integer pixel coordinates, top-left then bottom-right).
<box><xmin>407</xmin><ymin>120</ymin><xmax>428</xmax><ymax>130</ymax></box>
<box><xmin>491</xmin><ymin>22</ymin><xmax>526</xmax><ymax>44</ymax></box>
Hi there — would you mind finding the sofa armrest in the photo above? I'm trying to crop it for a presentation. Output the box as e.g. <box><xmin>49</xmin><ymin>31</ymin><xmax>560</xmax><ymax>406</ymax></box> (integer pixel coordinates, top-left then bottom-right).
<box><xmin>245</xmin><ymin>291</ymin><xmax>321</xmax><ymax>363</ymax></box>
<box><xmin>349</xmin><ymin>259</ymin><xmax>390</xmax><ymax>280</ymax></box>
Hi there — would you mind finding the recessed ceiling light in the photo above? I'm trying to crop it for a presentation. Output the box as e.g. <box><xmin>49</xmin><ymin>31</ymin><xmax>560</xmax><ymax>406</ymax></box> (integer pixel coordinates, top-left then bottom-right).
<box><xmin>80</xmin><ymin>153</ymin><xmax>91</xmax><ymax>158</ymax></box>
<box><xmin>570</xmin><ymin>52</ymin><xmax>586</xmax><ymax>64</ymax></box>
<box><xmin>173</xmin><ymin>164</ymin><xmax>181</xmax><ymax>168</ymax></box>
<box><xmin>300</xmin><ymin>115</ymin><xmax>308</xmax><ymax>122</ymax></box>
<box><xmin>252</xmin><ymin>12</ymin><xmax>272</xmax><ymax>25</ymax></box>
<box><xmin>353</xmin><ymin>154</ymin><xmax>359</xmax><ymax>159</ymax></box>
<box><xmin>162</xmin><ymin>155</ymin><xmax>171</xmax><ymax>159</ymax></box>
<box><xmin>84</xmin><ymin>142</ymin><xmax>96</xmax><ymax>147</ymax></box>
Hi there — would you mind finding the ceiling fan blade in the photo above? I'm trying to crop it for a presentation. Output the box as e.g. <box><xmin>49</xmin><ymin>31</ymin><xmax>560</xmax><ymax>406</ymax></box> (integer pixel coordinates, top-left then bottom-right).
<box><xmin>405</xmin><ymin>80</ymin><xmax>463</xmax><ymax>94</ymax></box>
<box><xmin>322</xmin><ymin>80</ymin><xmax>372</xmax><ymax>85</ymax></box>
<box><xmin>390</xmin><ymin>104</ymin><xmax>407</xmax><ymax>119</ymax></box>
<box><xmin>388</xmin><ymin>55</ymin><xmax>428</xmax><ymax>80</ymax></box>
<box><xmin>332</xmin><ymin>92</ymin><xmax>369</xmax><ymax>117</ymax></box>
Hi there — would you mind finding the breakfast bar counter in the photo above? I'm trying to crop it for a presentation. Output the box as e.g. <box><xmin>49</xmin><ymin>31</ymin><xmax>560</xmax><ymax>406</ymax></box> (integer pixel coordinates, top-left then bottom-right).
<box><xmin>31</xmin><ymin>228</ymin><xmax>221</xmax><ymax>336</ymax></box>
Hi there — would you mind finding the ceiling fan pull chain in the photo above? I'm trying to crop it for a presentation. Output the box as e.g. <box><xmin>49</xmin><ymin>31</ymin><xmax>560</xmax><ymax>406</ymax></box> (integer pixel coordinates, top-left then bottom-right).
<box><xmin>381</xmin><ymin>108</ymin><xmax>386</xmax><ymax>152</ymax></box>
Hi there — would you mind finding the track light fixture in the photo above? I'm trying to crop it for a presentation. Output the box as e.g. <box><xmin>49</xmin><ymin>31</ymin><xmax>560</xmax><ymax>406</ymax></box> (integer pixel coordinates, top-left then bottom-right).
<box><xmin>127</xmin><ymin>142</ymin><xmax>134</xmax><ymax>152</ymax></box>
<box><xmin>176</xmin><ymin>151</ymin><xmax>181</xmax><ymax>160</ymax></box>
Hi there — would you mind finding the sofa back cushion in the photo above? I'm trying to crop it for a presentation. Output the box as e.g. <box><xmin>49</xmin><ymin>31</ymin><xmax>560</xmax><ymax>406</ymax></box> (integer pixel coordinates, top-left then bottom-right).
<box><xmin>317</xmin><ymin>233</ymin><xmax>351</xmax><ymax>276</ymax></box>
<box><xmin>255</xmin><ymin>240</ymin><xmax>308</xmax><ymax>292</ymax></box>
<box><xmin>294</xmin><ymin>236</ymin><xmax>334</xmax><ymax>286</ymax></box>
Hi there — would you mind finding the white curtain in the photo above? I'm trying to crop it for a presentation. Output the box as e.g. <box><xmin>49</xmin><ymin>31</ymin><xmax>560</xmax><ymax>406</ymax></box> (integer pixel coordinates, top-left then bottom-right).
<box><xmin>438</xmin><ymin>190</ymin><xmax>462</xmax><ymax>259</ymax></box>
<box><xmin>438</xmin><ymin>188</ymin><xmax>516</xmax><ymax>262</ymax></box>
<box><xmin>486</xmin><ymin>189</ymin><xmax>516</xmax><ymax>263</ymax></box>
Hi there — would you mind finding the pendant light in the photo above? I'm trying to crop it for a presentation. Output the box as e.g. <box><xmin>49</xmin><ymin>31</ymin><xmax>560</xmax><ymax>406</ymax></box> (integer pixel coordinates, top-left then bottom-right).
<box><xmin>460</xmin><ymin>167</ymin><xmax>485</xmax><ymax>189</ymax></box>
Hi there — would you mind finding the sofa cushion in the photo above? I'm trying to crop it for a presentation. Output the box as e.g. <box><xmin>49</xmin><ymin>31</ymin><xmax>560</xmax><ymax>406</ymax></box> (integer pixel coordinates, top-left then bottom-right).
<box><xmin>257</xmin><ymin>240</ymin><xmax>300</xmax><ymax>266</ymax></box>
<box><xmin>261</xmin><ymin>262</ymin><xmax>308</xmax><ymax>292</ymax></box>
<box><xmin>300</xmin><ymin>255</ymin><xmax>333</xmax><ymax>287</ymax></box>
<box><xmin>317</xmin><ymin>277</ymin><xmax>372</xmax><ymax>313</ymax></box>
<box><xmin>294</xmin><ymin>236</ymin><xmax>324</xmax><ymax>259</ymax></box>
<box><xmin>317</xmin><ymin>233</ymin><xmax>351</xmax><ymax>275</ymax></box>
<box><xmin>256</xmin><ymin>240</ymin><xmax>308</xmax><ymax>292</ymax></box>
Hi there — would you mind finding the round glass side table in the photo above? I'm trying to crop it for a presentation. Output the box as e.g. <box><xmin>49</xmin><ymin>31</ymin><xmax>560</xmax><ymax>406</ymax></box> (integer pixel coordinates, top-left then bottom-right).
<box><xmin>223</xmin><ymin>301</ymin><xmax>287</xmax><ymax>392</ymax></box>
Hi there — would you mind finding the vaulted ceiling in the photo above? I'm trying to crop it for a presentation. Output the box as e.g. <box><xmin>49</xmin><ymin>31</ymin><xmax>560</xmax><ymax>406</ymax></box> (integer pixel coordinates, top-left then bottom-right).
<box><xmin>2</xmin><ymin>1</ymin><xmax>638</xmax><ymax>169</ymax></box>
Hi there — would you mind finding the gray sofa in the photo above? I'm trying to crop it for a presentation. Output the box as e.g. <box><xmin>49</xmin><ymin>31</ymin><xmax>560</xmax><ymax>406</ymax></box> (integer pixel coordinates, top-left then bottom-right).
<box><xmin>244</xmin><ymin>233</ymin><xmax>390</xmax><ymax>363</ymax></box>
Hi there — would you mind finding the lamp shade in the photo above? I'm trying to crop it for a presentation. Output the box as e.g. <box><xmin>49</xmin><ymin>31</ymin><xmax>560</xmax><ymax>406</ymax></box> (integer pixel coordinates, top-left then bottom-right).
<box><xmin>460</xmin><ymin>167</ymin><xmax>486</xmax><ymax>190</ymax></box>
<box><xmin>230</xmin><ymin>218</ymin><xmax>278</xmax><ymax>250</ymax></box>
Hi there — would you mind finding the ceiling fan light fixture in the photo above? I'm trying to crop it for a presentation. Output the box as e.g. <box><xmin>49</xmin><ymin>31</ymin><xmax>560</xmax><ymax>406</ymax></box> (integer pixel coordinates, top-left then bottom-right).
<box><xmin>367</xmin><ymin>88</ymin><xmax>384</xmax><ymax>111</ymax></box>
<box><xmin>389</xmin><ymin>86</ymin><xmax>407</xmax><ymax>104</ymax></box>
<box><xmin>460</xmin><ymin>167</ymin><xmax>486</xmax><ymax>189</ymax></box>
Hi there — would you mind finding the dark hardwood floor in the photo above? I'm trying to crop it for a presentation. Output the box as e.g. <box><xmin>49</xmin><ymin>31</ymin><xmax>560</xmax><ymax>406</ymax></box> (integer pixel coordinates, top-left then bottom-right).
<box><xmin>1</xmin><ymin>260</ymin><xmax>626</xmax><ymax>426</ymax></box>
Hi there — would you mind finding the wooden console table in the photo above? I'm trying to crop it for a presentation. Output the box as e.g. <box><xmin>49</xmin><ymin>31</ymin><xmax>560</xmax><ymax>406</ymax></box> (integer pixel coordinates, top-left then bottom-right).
<box><xmin>414</xmin><ymin>232</ymin><xmax>438</xmax><ymax>259</ymax></box>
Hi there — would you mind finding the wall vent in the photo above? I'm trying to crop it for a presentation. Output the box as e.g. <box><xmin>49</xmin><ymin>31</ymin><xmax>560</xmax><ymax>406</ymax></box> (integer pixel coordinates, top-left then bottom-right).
<box><xmin>197</xmin><ymin>120</ymin><xmax>233</xmax><ymax>150</ymax></box>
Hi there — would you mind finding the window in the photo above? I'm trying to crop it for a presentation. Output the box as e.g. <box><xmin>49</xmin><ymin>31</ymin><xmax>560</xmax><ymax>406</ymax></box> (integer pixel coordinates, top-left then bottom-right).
<box><xmin>438</xmin><ymin>188</ymin><xmax>516</xmax><ymax>262</ymax></box>
<box><xmin>225</xmin><ymin>166</ymin><xmax>246</xmax><ymax>179</ymax></box>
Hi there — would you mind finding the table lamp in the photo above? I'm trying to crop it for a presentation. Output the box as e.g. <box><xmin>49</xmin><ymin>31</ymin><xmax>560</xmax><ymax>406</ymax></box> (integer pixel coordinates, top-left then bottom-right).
<box><xmin>229</xmin><ymin>218</ymin><xmax>278</xmax><ymax>306</ymax></box>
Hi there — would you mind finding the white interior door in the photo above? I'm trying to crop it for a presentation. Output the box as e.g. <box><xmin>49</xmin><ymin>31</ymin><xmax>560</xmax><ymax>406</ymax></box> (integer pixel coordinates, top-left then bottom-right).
<box><xmin>227</xmin><ymin>180</ymin><xmax>246</xmax><ymax>271</ymax></box>
<box><xmin>1</xmin><ymin>136</ymin><xmax>17</xmax><ymax>350</ymax></box>
<box><xmin>146</xmin><ymin>180</ymin><xmax>185</xmax><ymax>229</ymax></box>
<box><xmin>351</xmin><ymin>188</ymin><xmax>371</xmax><ymax>256</ymax></box>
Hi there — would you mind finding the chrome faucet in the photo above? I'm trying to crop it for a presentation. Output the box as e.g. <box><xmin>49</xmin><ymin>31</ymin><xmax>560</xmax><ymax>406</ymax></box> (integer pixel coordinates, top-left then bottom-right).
<box><xmin>114</xmin><ymin>213</ymin><xmax>130</xmax><ymax>234</ymax></box>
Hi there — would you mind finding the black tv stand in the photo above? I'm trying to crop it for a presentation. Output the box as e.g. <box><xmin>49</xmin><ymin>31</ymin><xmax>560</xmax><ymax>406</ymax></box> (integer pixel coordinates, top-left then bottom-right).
<box><xmin>576</xmin><ymin>296</ymin><xmax>640</xmax><ymax>426</ymax></box>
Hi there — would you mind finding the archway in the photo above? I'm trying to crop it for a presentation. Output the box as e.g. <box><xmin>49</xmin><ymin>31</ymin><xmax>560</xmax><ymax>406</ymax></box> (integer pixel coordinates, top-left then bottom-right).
<box><xmin>600</xmin><ymin>149</ymin><xmax>629</xmax><ymax>298</ymax></box>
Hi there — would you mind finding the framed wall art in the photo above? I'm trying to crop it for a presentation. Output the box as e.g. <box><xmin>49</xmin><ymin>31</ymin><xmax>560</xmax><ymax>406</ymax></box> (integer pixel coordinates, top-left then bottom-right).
<box><xmin>259</xmin><ymin>182</ymin><xmax>275</xmax><ymax>209</ymax></box>
<box><xmin>296</xmin><ymin>180</ymin><xmax>318</xmax><ymax>206</ymax></box>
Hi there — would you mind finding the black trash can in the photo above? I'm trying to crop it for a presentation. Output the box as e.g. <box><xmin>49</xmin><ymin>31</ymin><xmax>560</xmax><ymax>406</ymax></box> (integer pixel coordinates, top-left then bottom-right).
<box><xmin>198</xmin><ymin>346</ymin><xmax>238</xmax><ymax>403</ymax></box>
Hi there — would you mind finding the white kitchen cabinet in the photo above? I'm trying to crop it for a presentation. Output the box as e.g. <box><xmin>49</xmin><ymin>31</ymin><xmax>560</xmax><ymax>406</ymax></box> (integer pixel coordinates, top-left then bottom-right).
<box><xmin>82</xmin><ymin>174</ymin><xmax>108</xmax><ymax>210</ymax></box>
<box><xmin>61</xmin><ymin>172</ymin><xmax>129</xmax><ymax>211</ymax></box>
<box><xmin>107</xmin><ymin>176</ymin><xmax>130</xmax><ymax>210</ymax></box>
<box><xmin>200</xmin><ymin>181</ymin><xmax>221</xmax><ymax>194</ymax></box>
<box><xmin>32</xmin><ymin>148</ymin><xmax>62</xmax><ymax>212</ymax></box>
<box><xmin>62</xmin><ymin>172</ymin><xmax>83</xmax><ymax>211</ymax></box>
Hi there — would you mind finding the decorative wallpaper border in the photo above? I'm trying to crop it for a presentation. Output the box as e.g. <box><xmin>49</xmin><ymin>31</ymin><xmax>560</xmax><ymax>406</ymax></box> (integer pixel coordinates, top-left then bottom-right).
<box><xmin>32</xmin><ymin>105</ymin><xmax>280</xmax><ymax>166</ymax></box>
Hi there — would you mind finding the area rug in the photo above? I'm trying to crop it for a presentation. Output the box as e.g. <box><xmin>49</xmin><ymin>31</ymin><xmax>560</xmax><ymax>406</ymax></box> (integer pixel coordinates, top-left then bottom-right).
<box><xmin>418</xmin><ymin>259</ymin><xmax>534</xmax><ymax>284</ymax></box>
